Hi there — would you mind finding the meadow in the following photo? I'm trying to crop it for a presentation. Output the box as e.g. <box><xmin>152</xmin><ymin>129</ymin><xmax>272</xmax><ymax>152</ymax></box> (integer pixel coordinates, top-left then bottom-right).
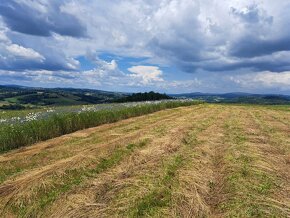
<box><xmin>0</xmin><ymin>103</ymin><xmax>289</xmax><ymax>217</ymax></box>
<box><xmin>0</xmin><ymin>102</ymin><xmax>171</xmax><ymax>124</ymax></box>
<box><xmin>0</xmin><ymin>100</ymin><xmax>200</xmax><ymax>153</ymax></box>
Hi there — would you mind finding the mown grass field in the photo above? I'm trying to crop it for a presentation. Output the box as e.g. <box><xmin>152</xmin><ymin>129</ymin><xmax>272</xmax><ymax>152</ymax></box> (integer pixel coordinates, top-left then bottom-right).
<box><xmin>0</xmin><ymin>104</ymin><xmax>289</xmax><ymax>217</ymax></box>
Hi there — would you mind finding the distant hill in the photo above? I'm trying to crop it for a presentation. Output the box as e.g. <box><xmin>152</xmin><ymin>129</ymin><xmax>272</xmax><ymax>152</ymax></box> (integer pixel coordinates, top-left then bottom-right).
<box><xmin>0</xmin><ymin>85</ymin><xmax>126</xmax><ymax>109</ymax></box>
<box><xmin>1</xmin><ymin>84</ymin><xmax>289</xmax><ymax>109</ymax></box>
<box><xmin>171</xmin><ymin>92</ymin><xmax>290</xmax><ymax>105</ymax></box>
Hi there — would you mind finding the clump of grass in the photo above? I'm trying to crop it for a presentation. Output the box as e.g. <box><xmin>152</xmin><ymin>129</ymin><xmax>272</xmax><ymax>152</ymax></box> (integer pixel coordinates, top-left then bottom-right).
<box><xmin>132</xmin><ymin>188</ymin><xmax>171</xmax><ymax>217</ymax></box>
<box><xmin>0</xmin><ymin>101</ymin><xmax>201</xmax><ymax>153</ymax></box>
<box><xmin>130</xmin><ymin>155</ymin><xmax>184</xmax><ymax>217</ymax></box>
<box><xmin>0</xmin><ymin>166</ymin><xmax>22</xmax><ymax>184</ymax></box>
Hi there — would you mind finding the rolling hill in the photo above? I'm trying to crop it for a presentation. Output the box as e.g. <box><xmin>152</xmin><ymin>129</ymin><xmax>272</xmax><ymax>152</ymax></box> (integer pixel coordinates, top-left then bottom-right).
<box><xmin>0</xmin><ymin>85</ymin><xmax>126</xmax><ymax>108</ymax></box>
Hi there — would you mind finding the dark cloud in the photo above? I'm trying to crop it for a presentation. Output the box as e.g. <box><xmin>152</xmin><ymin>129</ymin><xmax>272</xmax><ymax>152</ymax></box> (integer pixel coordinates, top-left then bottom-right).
<box><xmin>166</xmin><ymin>48</ymin><xmax>290</xmax><ymax>73</ymax></box>
<box><xmin>149</xmin><ymin>37</ymin><xmax>205</xmax><ymax>63</ymax></box>
<box><xmin>0</xmin><ymin>1</ymin><xmax>86</xmax><ymax>37</ymax></box>
<box><xmin>194</xmin><ymin>55</ymin><xmax>290</xmax><ymax>73</ymax></box>
<box><xmin>229</xmin><ymin>36</ymin><xmax>290</xmax><ymax>58</ymax></box>
<box><xmin>206</xmin><ymin>62</ymin><xmax>290</xmax><ymax>73</ymax></box>
<box><xmin>0</xmin><ymin>57</ymin><xmax>76</xmax><ymax>72</ymax></box>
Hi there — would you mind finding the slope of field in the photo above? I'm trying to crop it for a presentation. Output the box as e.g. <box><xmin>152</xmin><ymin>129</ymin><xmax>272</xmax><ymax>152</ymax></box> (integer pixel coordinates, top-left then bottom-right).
<box><xmin>0</xmin><ymin>104</ymin><xmax>289</xmax><ymax>217</ymax></box>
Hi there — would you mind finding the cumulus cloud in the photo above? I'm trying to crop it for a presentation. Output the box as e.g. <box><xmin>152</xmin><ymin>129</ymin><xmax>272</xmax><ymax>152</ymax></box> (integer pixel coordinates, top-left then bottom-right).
<box><xmin>231</xmin><ymin>4</ymin><xmax>273</xmax><ymax>24</ymax></box>
<box><xmin>79</xmin><ymin>64</ymin><xmax>165</xmax><ymax>88</ymax></box>
<box><xmin>87</xmin><ymin>54</ymin><xmax>118</xmax><ymax>72</ymax></box>
<box><xmin>0</xmin><ymin>19</ymin><xmax>80</xmax><ymax>71</ymax></box>
<box><xmin>6</xmin><ymin>44</ymin><xmax>45</xmax><ymax>61</ymax></box>
<box><xmin>128</xmin><ymin>66</ymin><xmax>164</xmax><ymax>85</ymax></box>
<box><xmin>230</xmin><ymin>71</ymin><xmax>290</xmax><ymax>90</ymax></box>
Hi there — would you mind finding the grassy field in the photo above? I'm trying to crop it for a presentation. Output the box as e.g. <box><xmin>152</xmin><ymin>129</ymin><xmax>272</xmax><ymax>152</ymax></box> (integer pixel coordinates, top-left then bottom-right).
<box><xmin>0</xmin><ymin>104</ymin><xmax>289</xmax><ymax>217</ymax></box>
<box><xmin>0</xmin><ymin>101</ymin><xmax>199</xmax><ymax>153</ymax></box>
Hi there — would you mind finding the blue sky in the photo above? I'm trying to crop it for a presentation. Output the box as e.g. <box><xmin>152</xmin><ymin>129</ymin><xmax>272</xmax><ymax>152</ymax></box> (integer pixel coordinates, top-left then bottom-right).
<box><xmin>0</xmin><ymin>0</ymin><xmax>290</xmax><ymax>94</ymax></box>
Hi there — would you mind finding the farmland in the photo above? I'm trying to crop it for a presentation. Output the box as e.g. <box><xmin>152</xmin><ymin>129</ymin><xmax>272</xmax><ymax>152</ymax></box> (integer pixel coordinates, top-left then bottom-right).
<box><xmin>0</xmin><ymin>104</ymin><xmax>289</xmax><ymax>217</ymax></box>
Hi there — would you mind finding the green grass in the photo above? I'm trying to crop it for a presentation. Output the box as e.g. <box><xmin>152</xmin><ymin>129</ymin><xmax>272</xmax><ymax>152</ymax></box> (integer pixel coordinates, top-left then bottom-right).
<box><xmin>0</xmin><ymin>166</ymin><xmax>23</xmax><ymax>184</ymax></box>
<box><xmin>130</xmin><ymin>155</ymin><xmax>184</xmax><ymax>217</ymax></box>
<box><xmin>264</xmin><ymin>105</ymin><xmax>290</xmax><ymax>112</ymax></box>
<box><xmin>221</xmin><ymin>114</ymin><xmax>283</xmax><ymax>217</ymax></box>
<box><xmin>0</xmin><ymin>101</ymin><xmax>201</xmax><ymax>153</ymax></box>
<box><xmin>5</xmin><ymin>97</ymin><xmax>19</xmax><ymax>104</ymax></box>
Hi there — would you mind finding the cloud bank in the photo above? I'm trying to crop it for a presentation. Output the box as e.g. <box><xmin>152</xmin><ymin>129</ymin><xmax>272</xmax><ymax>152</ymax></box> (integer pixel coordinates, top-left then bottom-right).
<box><xmin>0</xmin><ymin>0</ymin><xmax>290</xmax><ymax>93</ymax></box>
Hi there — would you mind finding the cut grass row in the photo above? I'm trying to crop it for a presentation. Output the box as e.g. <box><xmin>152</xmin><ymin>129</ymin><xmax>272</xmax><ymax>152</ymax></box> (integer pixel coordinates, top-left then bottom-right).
<box><xmin>0</xmin><ymin>101</ymin><xmax>201</xmax><ymax>153</ymax></box>
<box><xmin>130</xmin><ymin>155</ymin><xmax>184</xmax><ymax>217</ymax></box>
<box><xmin>13</xmin><ymin>140</ymin><xmax>149</xmax><ymax>217</ymax></box>
<box><xmin>125</xmin><ymin>111</ymin><xmax>219</xmax><ymax>217</ymax></box>
<box><xmin>1</xmin><ymin>106</ymin><xmax>204</xmax><ymax>217</ymax></box>
<box><xmin>0</xmin><ymin>106</ymin><xmax>192</xmax><ymax>185</ymax></box>
<box><xmin>221</xmin><ymin>110</ymin><xmax>287</xmax><ymax>217</ymax></box>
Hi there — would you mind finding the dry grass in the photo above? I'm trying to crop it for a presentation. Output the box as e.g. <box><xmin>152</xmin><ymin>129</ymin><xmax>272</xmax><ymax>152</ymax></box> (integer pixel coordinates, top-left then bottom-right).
<box><xmin>0</xmin><ymin>104</ymin><xmax>289</xmax><ymax>217</ymax></box>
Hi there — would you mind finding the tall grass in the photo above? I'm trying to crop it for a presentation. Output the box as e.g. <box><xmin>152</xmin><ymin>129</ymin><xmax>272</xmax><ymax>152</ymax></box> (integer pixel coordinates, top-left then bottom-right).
<box><xmin>0</xmin><ymin>101</ymin><xmax>200</xmax><ymax>153</ymax></box>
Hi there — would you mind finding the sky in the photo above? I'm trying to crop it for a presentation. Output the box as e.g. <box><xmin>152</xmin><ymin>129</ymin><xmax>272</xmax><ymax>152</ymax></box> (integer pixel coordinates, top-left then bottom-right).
<box><xmin>0</xmin><ymin>0</ymin><xmax>290</xmax><ymax>94</ymax></box>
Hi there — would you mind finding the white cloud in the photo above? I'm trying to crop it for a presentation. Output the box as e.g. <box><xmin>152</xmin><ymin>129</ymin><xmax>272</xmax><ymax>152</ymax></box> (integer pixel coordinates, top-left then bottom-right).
<box><xmin>0</xmin><ymin>30</ymin><xmax>9</xmax><ymax>42</ymax></box>
<box><xmin>128</xmin><ymin>65</ymin><xmax>164</xmax><ymax>85</ymax></box>
<box><xmin>92</xmin><ymin>58</ymin><xmax>118</xmax><ymax>72</ymax></box>
<box><xmin>230</xmin><ymin>71</ymin><xmax>290</xmax><ymax>90</ymax></box>
<box><xmin>6</xmin><ymin>44</ymin><xmax>45</xmax><ymax>61</ymax></box>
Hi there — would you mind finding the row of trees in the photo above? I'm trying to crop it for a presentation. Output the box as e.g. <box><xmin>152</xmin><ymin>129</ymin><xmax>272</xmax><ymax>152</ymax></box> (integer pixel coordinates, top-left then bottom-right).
<box><xmin>115</xmin><ymin>91</ymin><xmax>172</xmax><ymax>102</ymax></box>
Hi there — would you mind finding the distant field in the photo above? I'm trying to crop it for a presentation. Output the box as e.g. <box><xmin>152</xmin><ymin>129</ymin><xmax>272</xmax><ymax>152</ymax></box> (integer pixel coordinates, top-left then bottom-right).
<box><xmin>0</xmin><ymin>104</ymin><xmax>289</xmax><ymax>217</ymax></box>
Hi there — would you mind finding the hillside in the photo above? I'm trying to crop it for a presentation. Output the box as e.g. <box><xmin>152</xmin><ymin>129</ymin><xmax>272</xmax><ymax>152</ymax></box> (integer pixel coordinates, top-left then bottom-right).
<box><xmin>0</xmin><ymin>104</ymin><xmax>289</xmax><ymax>217</ymax></box>
<box><xmin>0</xmin><ymin>85</ymin><xmax>126</xmax><ymax>108</ymax></box>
